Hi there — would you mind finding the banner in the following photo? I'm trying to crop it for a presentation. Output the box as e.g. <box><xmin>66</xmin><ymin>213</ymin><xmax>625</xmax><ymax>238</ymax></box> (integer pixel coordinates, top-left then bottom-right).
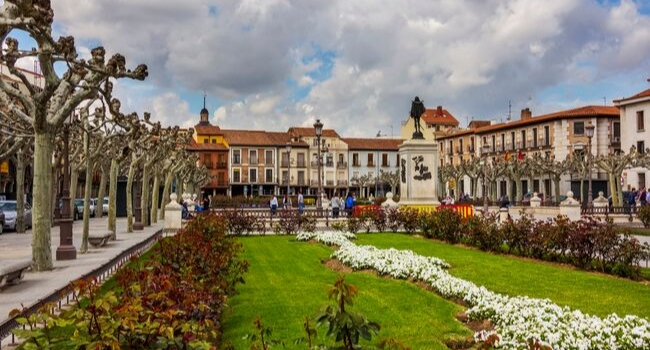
<box><xmin>0</xmin><ymin>161</ymin><xmax>8</xmax><ymax>174</ymax></box>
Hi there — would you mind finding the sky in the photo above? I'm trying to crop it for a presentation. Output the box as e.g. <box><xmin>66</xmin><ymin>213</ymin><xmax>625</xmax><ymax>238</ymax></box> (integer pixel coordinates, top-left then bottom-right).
<box><xmin>10</xmin><ymin>0</ymin><xmax>650</xmax><ymax>137</ymax></box>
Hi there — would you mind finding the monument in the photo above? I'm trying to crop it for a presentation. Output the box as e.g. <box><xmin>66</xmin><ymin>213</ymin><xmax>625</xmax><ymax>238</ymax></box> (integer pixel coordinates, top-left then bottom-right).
<box><xmin>398</xmin><ymin>96</ymin><xmax>440</xmax><ymax>206</ymax></box>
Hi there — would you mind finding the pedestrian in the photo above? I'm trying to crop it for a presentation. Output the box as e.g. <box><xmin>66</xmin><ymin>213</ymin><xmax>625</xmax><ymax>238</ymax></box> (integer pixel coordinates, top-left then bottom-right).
<box><xmin>331</xmin><ymin>193</ymin><xmax>340</xmax><ymax>218</ymax></box>
<box><xmin>345</xmin><ymin>193</ymin><xmax>354</xmax><ymax>216</ymax></box>
<box><xmin>270</xmin><ymin>195</ymin><xmax>278</xmax><ymax>216</ymax></box>
<box><xmin>298</xmin><ymin>190</ymin><xmax>304</xmax><ymax>215</ymax></box>
<box><xmin>640</xmin><ymin>187</ymin><xmax>647</xmax><ymax>206</ymax></box>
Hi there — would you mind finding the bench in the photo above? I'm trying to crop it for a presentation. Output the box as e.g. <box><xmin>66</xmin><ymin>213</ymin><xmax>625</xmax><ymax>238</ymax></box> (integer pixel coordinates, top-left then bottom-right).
<box><xmin>0</xmin><ymin>259</ymin><xmax>32</xmax><ymax>287</ymax></box>
<box><xmin>88</xmin><ymin>232</ymin><xmax>113</xmax><ymax>248</ymax></box>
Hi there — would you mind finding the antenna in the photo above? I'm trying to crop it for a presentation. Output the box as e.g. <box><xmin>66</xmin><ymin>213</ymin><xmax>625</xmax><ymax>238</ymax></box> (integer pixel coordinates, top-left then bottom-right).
<box><xmin>603</xmin><ymin>96</ymin><xmax>606</xmax><ymax>106</ymax></box>
<box><xmin>507</xmin><ymin>100</ymin><xmax>511</xmax><ymax>121</ymax></box>
<box><xmin>203</xmin><ymin>92</ymin><xmax>207</xmax><ymax>109</ymax></box>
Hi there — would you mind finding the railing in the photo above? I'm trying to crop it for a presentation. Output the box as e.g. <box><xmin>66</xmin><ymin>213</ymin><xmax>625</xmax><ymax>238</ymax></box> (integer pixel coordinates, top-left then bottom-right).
<box><xmin>581</xmin><ymin>205</ymin><xmax>637</xmax><ymax>216</ymax></box>
<box><xmin>326</xmin><ymin>180</ymin><xmax>334</xmax><ymax>186</ymax></box>
<box><xmin>296</xmin><ymin>161</ymin><xmax>307</xmax><ymax>168</ymax></box>
<box><xmin>337</xmin><ymin>161</ymin><xmax>347</xmax><ymax>169</ymax></box>
<box><xmin>0</xmin><ymin>229</ymin><xmax>165</xmax><ymax>348</ymax></box>
<box><xmin>217</xmin><ymin>162</ymin><xmax>228</xmax><ymax>169</ymax></box>
<box><xmin>211</xmin><ymin>207</ymin><xmax>351</xmax><ymax>219</ymax></box>
<box><xmin>325</xmin><ymin>162</ymin><xmax>334</xmax><ymax>167</ymax></box>
<box><xmin>310</xmin><ymin>161</ymin><xmax>319</xmax><ymax>168</ymax></box>
<box><xmin>337</xmin><ymin>180</ymin><xmax>348</xmax><ymax>186</ymax></box>
<box><xmin>203</xmin><ymin>162</ymin><xmax>213</xmax><ymax>169</ymax></box>
<box><xmin>249</xmin><ymin>157</ymin><xmax>258</xmax><ymax>165</ymax></box>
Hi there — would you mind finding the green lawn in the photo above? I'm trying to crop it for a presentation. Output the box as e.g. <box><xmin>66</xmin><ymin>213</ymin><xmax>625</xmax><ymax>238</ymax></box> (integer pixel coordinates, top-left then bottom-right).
<box><xmin>220</xmin><ymin>236</ymin><xmax>472</xmax><ymax>350</ymax></box>
<box><xmin>355</xmin><ymin>233</ymin><xmax>650</xmax><ymax>318</ymax></box>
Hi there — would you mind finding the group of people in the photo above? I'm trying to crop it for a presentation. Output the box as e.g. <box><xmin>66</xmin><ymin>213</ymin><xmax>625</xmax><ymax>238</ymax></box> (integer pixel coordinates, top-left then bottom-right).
<box><xmin>631</xmin><ymin>187</ymin><xmax>650</xmax><ymax>206</ymax></box>
<box><xmin>269</xmin><ymin>191</ymin><xmax>356</xmax><ymax>217</ymax></box>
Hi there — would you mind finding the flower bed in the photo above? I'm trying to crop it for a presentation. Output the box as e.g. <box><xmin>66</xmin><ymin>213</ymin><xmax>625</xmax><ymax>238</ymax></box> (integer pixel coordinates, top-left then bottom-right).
<box><xmin>299</xmin><ymin>231</ymin><xmax>650</xmax><ymax>349</ymax></box>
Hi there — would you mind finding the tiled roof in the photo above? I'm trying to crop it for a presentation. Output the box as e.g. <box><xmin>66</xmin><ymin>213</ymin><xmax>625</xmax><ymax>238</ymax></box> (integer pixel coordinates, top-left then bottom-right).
<box><xmin>613</xmin><ymin>88</ymin><xmax>650</xmax><ymax>104</ymax></box>
<box><xmin>438</xmin><ymin>105</ymin><xmax>619</xmax><ymax>139</ymax></box>
<box><xmin>194</xmin><ymin>123</ymin><xmax>222</xmax><ymax>135</ymax></box>
<box><xmin>220</xmin><ymin>129</ymin><xmax>308</xmax><ymax>147</ymax></box>
<box><xmin>288</xmin><ymin>126</ymin><xmax>341</xmax><ymax>138</ymax></box>
<box><xmin>342</xmin><ymin>138</ymin><xmax>403</xmax><ymax>151</ymax></box>
<box><xmin>186</xmin><ymin>138</ymin><xmax>228</xmax><ymax>151</ymax></box>
<box><xmin>421</xmin><ymin>107</ymin><xmax>460</xmax><ymax>126</ymax></box>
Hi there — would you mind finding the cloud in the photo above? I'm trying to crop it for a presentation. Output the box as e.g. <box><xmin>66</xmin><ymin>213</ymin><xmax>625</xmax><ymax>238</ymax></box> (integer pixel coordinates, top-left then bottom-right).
<box><xmin>46</xmin><ymin>0</ymin><xmax>650</xmax><ymax>137</ymax></box>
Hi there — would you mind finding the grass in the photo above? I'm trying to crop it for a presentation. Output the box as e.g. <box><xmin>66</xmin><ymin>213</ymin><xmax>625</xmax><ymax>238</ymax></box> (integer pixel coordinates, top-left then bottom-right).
<box><xmin>618</xmin><ymin>226</ymin><xmax>650</xmax><ymax>236</ymax></box>
<box><xmin>355</xmin><ymin>233</ymin><xmax>650</xmax><ymax>318</ymax></box>
<box><xmin>220</xmin><ymin>236</ymin><xmax>472</xmax><ymax>350</ymax></box>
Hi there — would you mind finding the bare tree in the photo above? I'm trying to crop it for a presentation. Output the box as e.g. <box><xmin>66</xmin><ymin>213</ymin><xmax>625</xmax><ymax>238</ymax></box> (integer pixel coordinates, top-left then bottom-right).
<box><xmin>0</xmin><ymin>2</ymin><xmax>147</xmax><ymax>270</ymax></box>
<box><xmin>594</xmin><ymin>148</ymin><xmax>638</xmax><ymax>206</ymax></box>
<box><xmin>379</xmin><ymin>169</ymin><xmax>399</xmax><ymax>195</ymax></box>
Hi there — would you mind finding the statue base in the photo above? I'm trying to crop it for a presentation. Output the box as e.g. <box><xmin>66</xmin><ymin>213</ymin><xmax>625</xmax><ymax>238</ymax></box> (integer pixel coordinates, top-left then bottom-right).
<box><xmin>411</xmin><ymin>131</ymin><xmax>424</xmax><ymax>140</ymax></box>
<box><xmin>398</xmin><ymin>138</ymin><xmax>440</xmax><ymax>206</ymax></box>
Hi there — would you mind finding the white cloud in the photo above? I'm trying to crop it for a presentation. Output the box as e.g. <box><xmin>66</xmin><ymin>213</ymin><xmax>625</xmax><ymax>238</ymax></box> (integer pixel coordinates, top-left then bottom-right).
<box><xmin>44</xmin><ymin>0</ymin><xmax>650</xmax><ymax>137</ymax></box>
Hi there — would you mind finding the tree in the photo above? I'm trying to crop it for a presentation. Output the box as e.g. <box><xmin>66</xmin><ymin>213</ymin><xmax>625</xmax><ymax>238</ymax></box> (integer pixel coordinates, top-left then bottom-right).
<box><xmin>379</xmin><ymin>169</ymin><xmax>399</xmax><ymax>195</ymax></box>
<box><xmin>459</xmin><ymin>158</ymin><xmax>481</xmax><ymax>198</ymax></box>
<box><xmin>0</xmin><ymin>2</ymin><xmax>148</xmax><ymax>270</ymax></box>
<box><xmin>504</xmin><ymin>157</ymin><xmax>532</xmax><ymax>203</ymax></box>
<box><xmin>350</xmin><ymin>174</ymin><xmax>372</xmax><ymax>198</ymax></box>
<box><xmin>594</xmin><ymin>148</ymin><xmax>637</xmax><ymax>207</ymax></box>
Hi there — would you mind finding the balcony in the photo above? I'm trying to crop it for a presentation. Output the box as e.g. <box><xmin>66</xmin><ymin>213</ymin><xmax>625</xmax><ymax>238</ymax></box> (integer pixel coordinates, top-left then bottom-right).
<box><xmin>468</xmin><ymin>146</ymin><xmax>475</xmax><ymax>153</ymax></box>
<box><xmin>203</xmin><ymin>161</ymin><xmax>213</xmax><ymax>169</ymax></box>
<box><xmin>296</xmin><ymin>160</ymin><xmax>307</xmax><ymax>168</ymax></box>
<box><xmin>310</xmin><ymin>179</ymin><xmax>319</xmax><ymax>186</ymax></box>
<box><xmin>297</xmin><ymin>179</ymin><xmax>306</xmax><ymax>186</ymax></box>
<box><xmin>611</xmin><ymin>136</ymin><xmax>621</xmax><ymax>145</ymax></box>
<box><xmin>217</xmin><ymin>161</ymin><xmax>227</xmax><ymax>169</ymax></box>
<box><xmin>352</xmin><ymin>162</ymin><xmax>361</xmax><ymax>167</ymax></box>
<box><xmin>325</xmin><ymin>161</ymin><xmax>334</xmax><ymax>167</ymax></box>
<box><xmin>249</xmin><ymin>157</ymin><xmax>258</xmax><ymax>165</ymax></box>
<box><xmin>337</xmin><ymin>180</ymin><xmax>348</xmax><ymax>186</ymax></box>
<box><xmin>264</xmin><ymin>160</ymin><xmax>274</xmax><ymax>166</ymax></box>
<box><xmin>337</xmin><ymin>161</ymin><xmax>348</xmax><ymax>168</ymax></box>
<box><xmin>326</xmin><ymin>180</ymin><xmax>334</xmax><ymax>186</ymax></box>
<box><xmin>446</xmin><ymin>149</ymin><xmax>453</xmax><ymax>156</ymax></box>
<box><xmin>311</xmin><ymin>160</ymin><xmax>320</xmax><ymax>168</ymax></box>
<box><xmin>455</xmin><ymin>147</ymin><xmax>461</xmax><ymax>154</ymax></box>
<box><xmin>367</xmin><ymin>162</ymin><xmax>375</xmax><ymax>167</ymax></box>
<box><xmin>381</xmin><ymin>162</ymin><xmax>390</xmax><ymax>167</ymax></box>
<box><xmin>281</xmin><ymin>160</ymin><xmax>291</xmax><ymax>167</ymax></box>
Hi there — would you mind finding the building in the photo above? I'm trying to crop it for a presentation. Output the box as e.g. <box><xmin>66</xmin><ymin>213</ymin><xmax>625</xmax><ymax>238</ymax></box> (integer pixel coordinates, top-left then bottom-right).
<box><xmin>438</xmin><ymin>105</ymin><xmax>620</xmax><ymax>202</ymax></box>
<box><xmin>342</xmin><ymin>138</ymin><xmax>403</xmax><ymax>197</ymax></box>
<box><xmin>188</xmin><ymin>108</ymin><xmax>229</xmax><ymax>197</ymax></box>
<box><xmin>614</xmin><ymin>87</ymin><xmax>650</xmax><ymax>190</ymax></box>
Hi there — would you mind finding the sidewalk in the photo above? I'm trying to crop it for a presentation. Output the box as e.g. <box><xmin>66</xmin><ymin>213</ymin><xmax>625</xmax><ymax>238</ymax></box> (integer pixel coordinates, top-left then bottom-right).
<box><xmin>0</xmin><ymin>217</ymin><xmax>163</xmax><ymax>327</ymax></box>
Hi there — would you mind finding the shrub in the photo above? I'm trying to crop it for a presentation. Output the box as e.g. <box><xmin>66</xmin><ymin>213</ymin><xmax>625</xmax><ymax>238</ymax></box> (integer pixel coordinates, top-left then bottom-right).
<box><xmin>385</xmin><ymin>207</ymin><xmax>403</xmax><ymax>232</ymax></box>
<box><xmin>638</xmin><ymin>205</ymin><xmax>650</xmax><ymax>228</ymax></box>
<box><xmin>218</xmin><ymin>209</ymin><xmax>259</xmax><ymax>235</ymax></box>
<box><xmin>275</xmin><ymin>210</ymin><xmax>302</xmax><ymax>235</ymax></box>
<box><xmin>400</xmin><ymin>207</ymin><xmax>420</xmax><ymax>235</ymax></box>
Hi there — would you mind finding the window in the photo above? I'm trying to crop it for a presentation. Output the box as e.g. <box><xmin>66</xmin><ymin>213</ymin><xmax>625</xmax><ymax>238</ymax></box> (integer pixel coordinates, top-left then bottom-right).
<box><xmin>353</xmin><ymin>153</ymin><xmax>360</xmax><ymax>166</ymax></box>
<box><xmin>544</xmin><ymin>126</ymin><xmax>550</xmax><ymax>146</ymax></box>
<box><xmin>532</xmin><ymin>128</ymin><xmax>538</xmax><ymax>147</ymax></box>
<box><xmin>233</xmin><ymin>150</ymin><xmax>241</xmax><ymax>164</ymax></box>
<box><xmin>574</xmin><ymin>121</ymin><xmax>585</xmax><ymax>135</ymax></box>
<box><xmin>298</xmin><ymin>171</ymin><xmax>305</xmax><ymax>185</ymax></box>
<box><xmin>249</xmin><ymin>169</ymin><xmax>257</xmax><ymax>183</ymax></box>
<box><xmin>297</xmin><ymin>153</ymin><xmax>305</xmax><ymax>167</ymax></box>
<box><xmin>233</xmin><ymin>169</ymin><xmax>240</xmax><ymax>182</ymax></box>
<box><xmin>638</xmin><ymin>141</ymin><xmax>645</xmax><ymax>154</ymax></box>
<box><xmin>211</xmin><ymin>139</ymin><xmax>216</xmax><ymax>144</ymax></box>
<box><xmin>637</xmin><ymin>111</ymin><xmax>645</xmax><ymax>131</ymax></box>
<box><xmin>520</xmin><ymin>130</ymin><xmax>526</xmax><ymax>148</ymax></box>
<box><xmin>367</xmin><ymin>153</ymin><xmax>374</xmax><ymax>166</ymax></box>
<box><xmin>382</xmin><ymin>153</ymin><xmax>389</xmax><ymax>167</ymax></box>
<box><xmin>249</xmin><ymin>150</ymin><xmax>258</xmax><ymax>165</ymax></box>
<box><xmin>282</xmin><ymin>170</ymin><xmax>288</xmax><ymax>183</ymax></box>
<box><xmin>265</xmin><ymin>169</ymin><xmax>273</xmax><ymax>183</ymax></box>
<box><xmin>265</xmin><ymin>150</ymin><xmax>273</xmax><ymax>165</ymax></box>
<box><xmin>640</xmin><ymin>173</ymin><xmax>646</xmax><ymax>189</ymax></box>
<box><xmin>613</xmin><ymin>122</ymin><xmax>620</xmax><ymax>139</ymax></box>
<box><xmin>203</xmin><ymin>138</ymin><xmax>209</xmax><ymax>144</ymax></box>
<box><xmin>510</xmin><ymin>132</ymin><xmax>515</xmax><ymax>150</ymax></box>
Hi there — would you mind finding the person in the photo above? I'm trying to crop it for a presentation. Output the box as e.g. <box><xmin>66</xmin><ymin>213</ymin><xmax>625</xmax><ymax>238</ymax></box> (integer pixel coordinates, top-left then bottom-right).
<box><xmin>270</xmin><ymin>195</ymin><xmax>278</xmax><ymax>216</ymax></box>
<box><xmin>331</xmin><ymin>193</ymin><xmax>340</xmax><ymax>218</ymax></box>
<box><xmin>181</xmin><ymin>201</ymin><xmax>189</xmax><ymax>220</ymax></box>
<box><xmin>298</xmin><ymin>190</ymin><xmax>304</xmax><ymax>215</ymax></box>
<box><xmin>345</xmin><ymin>193</ymin><xmax>354</xmax><ymax>217</ymax></box>
<box><xmin>499</xmin><ymin>195</ymin><xmax>510</xmax><ymax>208</ymax></box>
<box><xmin>202</xmin><ymin>197</ymin><xmax>210</xmax><ymax>211</ymax></box>
<box><xmin>640</xmin><ymin>187</ymin><xmax>647</xmax><ymax>206</ymax></box>
<box><xmin>410</xmin><ymin>96</ymin><xmax>426</xmax><ymax>138</ymax></box>
<box><xmin>282</xmin><ymin>194</ymin><xmax>291</xmax><ymax>209</ymax></box>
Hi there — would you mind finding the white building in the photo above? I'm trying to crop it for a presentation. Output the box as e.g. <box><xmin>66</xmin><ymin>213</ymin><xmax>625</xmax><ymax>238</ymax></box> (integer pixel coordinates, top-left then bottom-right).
<box><xmin>614</xmin><ymin>87</ymin><xmax>650</xmax><ymax>190</ymax></box>
<box><xmin>342</xmin><ymin>138</ymin><xmax>403</xmax><ymax>198</ymax></box>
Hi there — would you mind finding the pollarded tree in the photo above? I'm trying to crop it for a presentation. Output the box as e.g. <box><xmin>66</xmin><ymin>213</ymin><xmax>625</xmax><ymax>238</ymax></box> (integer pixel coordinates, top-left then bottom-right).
<box><xmin>459</xmin><ymin>158</ymin><xmax>481</xmax><ymax>199</ymax></box>
<box><xmin>0</xmin><ymin>134</ymin><xmax>32</xmax><ymax>233</ymax></box>
<box><xmin>594</xmin><ymin>148</ymin><xmax>637</xmax><ymax>207</ymax></box>
<box><xmin>379</xmin><ymin>169</ymin><xmax>399</xmax><ymax>196</ymax></box>
<box><xmin>439</xmin><ymin>163</ymin><xmax>463</xmax><ymax>198</ymax></box>
<box><xmin>350</xmin><ymin>174</ymin><xmax>372</xmax><ymax>198</ymax></box>
<box><xmin>0</xmin><ymin>2</ymin><xmax>147</xmax><ymax>270</ymax></box>
<box><xmin>531</xmin><ymin>153</ymin><xmax>573</xmax><ymax>204</ymax></box>
<box><xmin>504</xmin><ymin>156</ymin><xmax>532</xmax><ymax>203</ymax></box>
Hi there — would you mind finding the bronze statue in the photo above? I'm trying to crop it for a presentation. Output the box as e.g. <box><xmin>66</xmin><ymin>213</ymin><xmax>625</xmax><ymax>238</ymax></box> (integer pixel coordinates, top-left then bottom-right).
<box><xmin>410</xmin><ymin>96</ymin><xmax>425</xmax><ymax>139</ymax></box>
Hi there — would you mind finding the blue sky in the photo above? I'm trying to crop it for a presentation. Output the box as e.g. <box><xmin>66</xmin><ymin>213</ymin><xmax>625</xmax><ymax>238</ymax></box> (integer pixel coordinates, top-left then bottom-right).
<box><xmin>9</xmin><ymin>0</ymin><xmax>650</xmax><ymax>137</ymax></box>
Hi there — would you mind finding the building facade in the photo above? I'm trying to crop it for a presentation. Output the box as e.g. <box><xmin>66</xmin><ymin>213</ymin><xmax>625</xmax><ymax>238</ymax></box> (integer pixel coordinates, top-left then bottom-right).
<box><xmin>614</xmin><ymin>88</ymin><xmax>650</xmax><ymax>190</ymax></box>
<box><xmin>343</xmin><ymin>138</ymin><xmax>402</xmax><ymax>198</ymax></box>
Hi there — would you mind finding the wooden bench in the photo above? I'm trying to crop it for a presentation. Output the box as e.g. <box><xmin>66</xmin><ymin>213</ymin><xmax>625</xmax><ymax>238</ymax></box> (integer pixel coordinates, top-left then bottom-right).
<box><xmin>88</xmin><ymin>232</ymin><xmax>113</xmax><ymax>248</ymax></box>
<box><xmin>0</xmin><ymin>259</ymin><xmax>32</xmax><ymax>287</ymax></box>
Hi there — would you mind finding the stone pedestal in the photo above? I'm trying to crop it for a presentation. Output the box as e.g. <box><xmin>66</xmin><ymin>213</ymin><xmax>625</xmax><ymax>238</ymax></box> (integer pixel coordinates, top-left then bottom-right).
<box><xmin>560</xmin><ymin>191</ymin><xmax>581</xmax><ymax>221</ymax></box>
<box><xmin>593</xmin><ymin>191</ymin><xmax>609</xmax><ymax>209</ymax></box>
<box><xmin>499</xmin><ymin>207</ymin><xmax>510</xmax><ymax>223</ymax></box>
<box><xmin>381</xmin><ymin>192</ymin><xmax>399</xmax><ymax>209</ymax></box>
<box><xmin>398</xmin><ymin>139</ymin><xmax>440</xmax><ymax>206</ymax></box>
<box><xmin>164</xmin><ymin>193</ymin><xmax>183</xmax><ymax>232</ymax></box>
<box><xmin>530</xmin><ymin>192</ymin><xmax>542</xmax><ymax>208</ymax></box>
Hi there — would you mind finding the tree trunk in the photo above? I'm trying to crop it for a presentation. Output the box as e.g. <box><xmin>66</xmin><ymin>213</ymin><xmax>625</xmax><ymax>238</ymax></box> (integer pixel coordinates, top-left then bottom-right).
<box><xmin>126</xmin><ymin>163</ymin><xmax>135</xmax><ymax>233</ymax></box>
<box><xmin>80</xmin><ymin>161</ymin><xmax>93</xmax><ymax>253</ymax></box>
<box><xmin>108</xmin><ymin>159</ymin><xmax>118</xmax><ymax>238</ymax></box>
<box><xmin>515</xmin><ymin>175</ymin><xmax>522</xmax><ymax>203</ymax></box>
<box><xmin>69</xmin><ymin>169</ymin><xmax>79</xmax><ymax>215</ymax></box>
<box><xmin>160</xmin><ymin>171</ymin><xmax>174</xmax><ymax>220</ymax></box>
<box><xmin>609</xmin><ymin>172</ymin><xmax>617</xmax><ymax>206</ymax></box>
<box><xmin>553</xmin><ymin>177</ymin><xmax>561</xmax><ymax>204</ymax></box>
<box><xmin>15</xmin><ymin>149</ymin><xmax>26</xmax><ymax>233</ymax></box>
<box><xmin>151</xmin><ymin>173</ymin><xmax>160</xmax><ymax>224</ymax></box>
<box><xmin>96</xmin><ymin>166</ymin><xmax>108</xmax><ymax>219</ymax></box>
<box><xmin>32</xmin><ymin>132</ymin><xmax>54</xmax><ymax>271</ymax></box>
<box><xmin>176</xmin><ymin>177</ymin><xmax>184</xmax><ymax>201</ymax></box>
<box><xmin>141</xmin><ymin>165</ymin><xmax>149</xmax><ymax>226</ymax></box>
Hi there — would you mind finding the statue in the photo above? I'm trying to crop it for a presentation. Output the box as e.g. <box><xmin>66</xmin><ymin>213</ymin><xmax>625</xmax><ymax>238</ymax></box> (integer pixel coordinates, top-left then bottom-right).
<box><xmin>410</xmin><ymin>96</ymin><xmax>425</xmax><ymax>139</ymax></box>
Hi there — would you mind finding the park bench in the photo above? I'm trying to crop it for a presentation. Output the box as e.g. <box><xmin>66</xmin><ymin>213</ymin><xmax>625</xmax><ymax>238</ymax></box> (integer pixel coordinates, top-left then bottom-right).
<box><xmin>0</xmin><ymin>259</ymin><xmax>32</xmax><ymax>288</ymax></box>
<box><xmin>88</xmin><ymin>232</ymin><xmax>113</xmax><ymax>248</ymax></box>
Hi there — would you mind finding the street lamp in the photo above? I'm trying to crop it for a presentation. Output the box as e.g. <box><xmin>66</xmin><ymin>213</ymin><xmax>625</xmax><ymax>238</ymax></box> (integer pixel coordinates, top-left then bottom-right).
<box><xmin>285</xmin><ymin>141</ymin><xmax>292</xmax><ymax>206</ymax></box>
<box><xmin>56</xmin><ymin>113</ymin><xmax>76</xmax><ymax>260</ymax></box>
<box><xmin>314</xmin><ymin>119</ymin><xmax>324</xmax><ymax>213</ymax></box>
<box><xmin>481</xmin><ymin>144</ymin><xmax>490</xmax><ymax>214</ymax></box>
<box><xmin>585</xmin><ymin>121</ymin><xmax>595</xmax><ymax>207</ymax></box>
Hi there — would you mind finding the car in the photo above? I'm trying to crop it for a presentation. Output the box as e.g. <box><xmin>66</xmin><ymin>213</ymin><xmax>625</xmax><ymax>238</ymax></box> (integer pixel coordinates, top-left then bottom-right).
<box><xmin>0</xmin><ymin>200</ymin><xmax>32</xmax><ymax>231</ymax></box>
<box><xmin>0</xmin><ymin>209</ymin><xmax>5</xmax><ymax>234</ymax></box>
<box><xmin>102</xmin><ymin>197</ymin><xmax>109</xmax><ymax>215</ymax></box>
<box><xmin>74</xmin><ymin>198</ymin><xmax>96</xmax><ymax>218</ymax></box>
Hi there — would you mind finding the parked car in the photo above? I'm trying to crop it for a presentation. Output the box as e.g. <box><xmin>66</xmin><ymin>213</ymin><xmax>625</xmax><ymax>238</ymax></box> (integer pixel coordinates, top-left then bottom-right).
<box><xmin>0</xmin><ymin>200</ymin><xmax>32</xmax><ymax>231</ymax></box>
<box><xmin>0</xmin><ymin>208</ymin><xmax>5</xmax><ymax>234</ymax></box>
<box><xmin>102</xmin><ymin>196</ymin><xmax>109</xmax><ymax>215</ymax></box>
<box><xmin>74</xmin><ymin>198</ymin><xmax>96</xmax><ymax>219</ymax></box>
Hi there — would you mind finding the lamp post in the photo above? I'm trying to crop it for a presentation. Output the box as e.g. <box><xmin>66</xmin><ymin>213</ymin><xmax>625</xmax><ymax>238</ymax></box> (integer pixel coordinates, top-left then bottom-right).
<box><xmin>481</xmin><ymin>144</ymin><xmax>490</xmax><ymax>214</ymax></box>
<box><xmin>285</xmin><ymin>141</ymin><xmax>292</xmax><ymax>207</ymax></box>
<box><xmin>56</xmin><ymin>116</ymin><xmax>76</xmax><ymax>260</ymax></box>
<box><xmin>585</xmin><ymin>121</ymin><xmax>595</xmax><ymax>207</ymax></box>
<box><xmin>314</xmin><ymin>119</ymin><xmax>324</xmax><ymax>213</ymax></box>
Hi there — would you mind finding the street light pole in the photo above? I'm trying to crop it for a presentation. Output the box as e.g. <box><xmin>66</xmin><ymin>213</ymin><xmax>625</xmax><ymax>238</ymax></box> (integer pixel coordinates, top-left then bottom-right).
<box><xmin>586</xmin><ymin>121</ymin><xmax>595</xmax><ymax>207</ymax></box>
<box><xmin>56</xmin><ymin>121</ymin><xmax>76</xmax><ymax>260</ymax></box>
<box><xmin>482</xmin><ymin>144</ymin><xmax>490</xmax><ymax>215</ymax></box>
<box><xmin>286</xmin><ymin>141</ymin><xmax>292</xmax><ymax>207</ymax></box>
<box><xmin>314</xmin><ymin>119</ymin><xmax>323</xmax><ymax>213</ymax></box>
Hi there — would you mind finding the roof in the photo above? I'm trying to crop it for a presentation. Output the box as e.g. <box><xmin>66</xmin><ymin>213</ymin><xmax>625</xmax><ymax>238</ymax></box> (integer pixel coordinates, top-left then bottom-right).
<box><xmin>194</xmin><ymin>123</ymin><xmax>222</xmax><ymax>135</ymax></box>
<box><xmin>420</xmin><ymin>107</ymin><xmax>460</xmax><ymax>126</ymax></box>
<box><xmin>288</xmin><ymin>126</ymin><xmax>341</xmax><ymax>138</ymax></box>
<box><xmin>186</xmin><ymin>138</ymin><xmax>228</xmax><ymax>151</ymax></box>
<box><xmin>613</xmin><ymin>88</ymin><xmax>650</xmax><ymax>104</ymax></box>
<box><xmin>220</xmin><ymin>129</ymin><xmax>308</xmax><ymax>147</ymax></box>
<box><xmin>438</xmin><ymin>105</ymin><xmax>619</xmax><ymax>139</ymax></box>
<box><xmin>341</xmin><ymin>138</ymin><xmax>403</xmax><ymax>151</ymax></box>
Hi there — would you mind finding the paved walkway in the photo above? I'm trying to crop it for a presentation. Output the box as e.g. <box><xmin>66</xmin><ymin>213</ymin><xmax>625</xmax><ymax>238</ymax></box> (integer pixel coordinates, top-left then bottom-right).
<box><xmin>0</xmin><ymin>217</ymin><xmax>163</xmax><ymax>330</ymax></box>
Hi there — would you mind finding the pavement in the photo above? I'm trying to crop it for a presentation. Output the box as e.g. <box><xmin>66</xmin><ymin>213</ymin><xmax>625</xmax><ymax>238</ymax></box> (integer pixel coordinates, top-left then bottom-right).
<box><xmin>0</xmin><ymin>216</ymin><xmax>163</xmax><ymax>342</ymax></box>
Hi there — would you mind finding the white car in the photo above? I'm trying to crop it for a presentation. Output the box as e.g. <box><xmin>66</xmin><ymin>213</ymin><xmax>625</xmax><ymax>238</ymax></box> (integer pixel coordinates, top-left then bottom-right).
<box><xmin>102</xmin><ymin>197</ymin><xmax>109</xmax><ymax>215</ymax></box>
<box><xmin>0</xmin><ymin>200</ymin><xmax>32</xmax><ymax>231</ymax></box>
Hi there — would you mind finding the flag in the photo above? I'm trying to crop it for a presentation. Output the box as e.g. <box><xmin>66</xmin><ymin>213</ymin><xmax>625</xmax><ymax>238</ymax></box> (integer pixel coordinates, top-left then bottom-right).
<box><xmin>504</xmin><ymin>152</ymin><xmax>511</xmax><ymax>161</ymax></box>
<box><xmin>517</xmin><ymin>151</ymin><xmax>524</xmax><ymax>161</ymax></box>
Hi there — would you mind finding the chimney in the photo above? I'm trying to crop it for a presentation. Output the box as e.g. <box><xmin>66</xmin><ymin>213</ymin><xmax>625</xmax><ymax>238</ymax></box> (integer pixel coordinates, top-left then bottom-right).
<box><xmin>437</xmin><ymin>106</ymin><xmax>443</xmax><ymax>117</ymax></box>
<box><xmin>521</xmin><ymin>108</ymin><xmax>532</xmax><ymax>120</ymax></box>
